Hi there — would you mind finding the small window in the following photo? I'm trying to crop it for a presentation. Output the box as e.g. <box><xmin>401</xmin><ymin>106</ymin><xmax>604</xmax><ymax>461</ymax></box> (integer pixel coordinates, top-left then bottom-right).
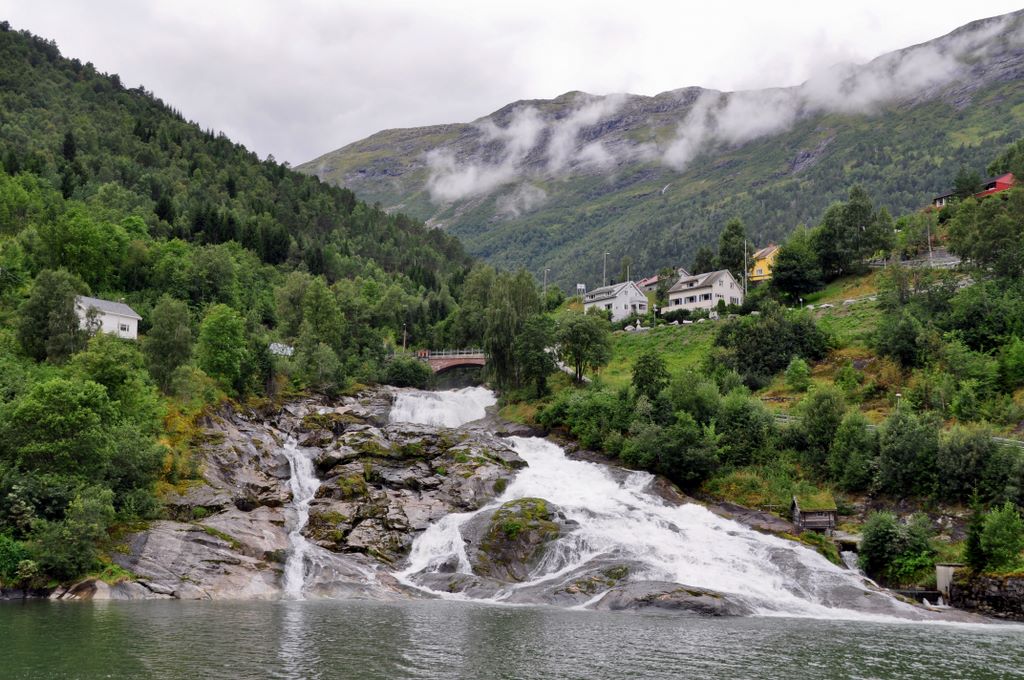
<box><xmin>119</xmin><ymin>323</ymin><xmax>130</xmax><ymax>333</ymax></box>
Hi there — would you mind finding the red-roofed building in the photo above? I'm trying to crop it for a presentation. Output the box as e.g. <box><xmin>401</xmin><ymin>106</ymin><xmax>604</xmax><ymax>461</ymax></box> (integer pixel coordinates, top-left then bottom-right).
<box><xmin>933</xmin><ymin>173</ymin><xmax>1015</xmax><ymax>208</ymax></box>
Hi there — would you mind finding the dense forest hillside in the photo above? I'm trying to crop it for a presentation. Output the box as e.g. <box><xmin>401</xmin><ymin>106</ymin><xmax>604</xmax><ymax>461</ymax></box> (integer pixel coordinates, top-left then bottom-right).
<box><xmin>300</xmin><ymin>10</ymin><xmax>1024</xmax><ymax>287</ymax></box>
<box><xmin>0</xmin><ymin>22</ymin><xmax>476</xmax><ymax>586</ymax></box>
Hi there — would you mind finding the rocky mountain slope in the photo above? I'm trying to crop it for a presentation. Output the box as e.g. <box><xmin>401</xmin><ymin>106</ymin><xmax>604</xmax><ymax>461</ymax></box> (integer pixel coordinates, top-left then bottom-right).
<box><xmin>299</xmin><ymin>10</ymin><xmax>1024</xmax><ymax>287</ymax></box>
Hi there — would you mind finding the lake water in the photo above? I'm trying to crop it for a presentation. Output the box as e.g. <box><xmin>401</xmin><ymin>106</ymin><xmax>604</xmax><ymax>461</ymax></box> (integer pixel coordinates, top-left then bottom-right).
<box><xmin>2</xmin><ymin>599</ymin><xmax>1023</xmax><ymax>679</ymax></box>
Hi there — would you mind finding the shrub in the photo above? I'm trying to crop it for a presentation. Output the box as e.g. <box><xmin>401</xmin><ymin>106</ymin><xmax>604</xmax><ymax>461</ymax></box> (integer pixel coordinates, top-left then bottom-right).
<box><xmin>382</xmin><ymin>356</ymin><xmax>432</xmax><ymax>389</ymax></box>
<box><xmin>796</xmin><ymin>386</ymin><xmax>846</xmax><ymax>473</ymax></box>
<box><xmin>0</xmin><ymin>534</ymin><xmax>29</xmax><ymax>583</ymax></box>
<box><xmin>785</xmin><ymin>357</ymin><xmax>811</xmax><ymax>392</ymax></box>
<box><xmin>715</xmin><ymin>389</ymin><xmax>776</xmax><ymax>467</ymax></box>
<box><xmin>980</xmin><ymin>502</ymin><xmax>1024</xmax><ymax>572</ymax></box>
<box><xmin>827</xmin><ymin>411</ymin><xmax>877</xmax><ymax>492</ymax></box>
<box><xmin>877</xmin><ymin>409</ymin><xmax>939</xmax><ymax>497</ymax></box>
<box><xmin>859</xmin><ymin>511</ymin><xmax>935</xmax><ymax>585</ymax></box>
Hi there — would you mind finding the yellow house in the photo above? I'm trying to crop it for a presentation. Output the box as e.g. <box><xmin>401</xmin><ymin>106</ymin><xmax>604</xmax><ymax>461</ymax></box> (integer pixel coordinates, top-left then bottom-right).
<box><xmin>749</xmin><ymin>244</ymin><xmax>779</xmax><ymax>283</ymax></box>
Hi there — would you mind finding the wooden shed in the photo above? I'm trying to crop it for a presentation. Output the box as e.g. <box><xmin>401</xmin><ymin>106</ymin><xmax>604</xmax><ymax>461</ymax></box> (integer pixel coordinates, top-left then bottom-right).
<box><xmin>791</xmin><ymin>492</ymin><xmax>837</xmax><ymax>534</ymax></box>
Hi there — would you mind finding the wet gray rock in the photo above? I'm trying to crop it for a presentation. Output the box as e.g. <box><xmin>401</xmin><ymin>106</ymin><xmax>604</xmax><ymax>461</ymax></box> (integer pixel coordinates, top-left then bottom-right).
<box><xmin>462</xmin><ymin>498</ymin><xmax>576</xmax><ymax>583</ymax></box>
<box><xmin>593</xmin><ymin>581</ymin><xmax>755</xmax><ymax>616</ymax></box>
<box><xmin>113</xmin><ymin>389</ymin><xmax>525</xmax><ymax>598</ymax></box>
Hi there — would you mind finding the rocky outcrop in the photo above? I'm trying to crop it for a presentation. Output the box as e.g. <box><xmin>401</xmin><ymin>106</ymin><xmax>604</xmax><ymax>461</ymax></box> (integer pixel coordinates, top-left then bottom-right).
<box><xmin>593</xmin><ymin>581</ymin><xmax>754</xmax><ymax>616</ymax></box>
<box><xmin>950</xmin><ymin>575</ymin><xmax>1024</xmax><ymax>621</ymax></box>
<box><xmin>305</xmin><ymin>421</ymin><xmax>523</xmax><ymax>565</ymax></box>
<box><xmin>111</xmin><ymin>389</ymin><xmax>522</xmax><ymax>599</ymax></box>
<box><xmin>463</xmin><ymin>498</ymin><xmax>572</xmax><ymax>582</ymax></box>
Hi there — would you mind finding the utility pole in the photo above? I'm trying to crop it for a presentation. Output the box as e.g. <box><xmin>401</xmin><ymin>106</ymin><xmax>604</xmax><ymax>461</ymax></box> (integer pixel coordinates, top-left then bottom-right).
<box><xmin>743</xmin><ymin>239</ymin><xmax>748</xmax><ymax>295</ymax></box>
<box><xmin>402</xmin><ymin>323</ymin><xmax>407</xmax><ymax>351</ymax></box>
<box><xmin>603</xmin><ymin>252</ymin><xmax>609</xmax><ymax>287</ymax></box>
<box><xmin>543</xmin><ymin>268</ymin><xmax>550</xmax><ymax>299</ymax></box>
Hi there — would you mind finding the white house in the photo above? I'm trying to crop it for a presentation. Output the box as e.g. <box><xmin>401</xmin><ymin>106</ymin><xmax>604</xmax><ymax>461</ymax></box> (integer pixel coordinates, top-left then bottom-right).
<box><xmin>582</xmin><ymin>281</ymin><xmax>649</xmax><ymax>321</ymax></box>
<box><xmin>76</xmin><ymin>296</ymin><xmax>142</xmax><ymax>340</ymax></box>
<box><xmin>667</xmin><ymin>270</ymin><xmax>744</xmax><ymax>312</ymax></box>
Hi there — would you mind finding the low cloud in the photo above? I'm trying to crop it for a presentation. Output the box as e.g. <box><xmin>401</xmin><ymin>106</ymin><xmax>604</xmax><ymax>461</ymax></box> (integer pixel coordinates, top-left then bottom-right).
<box><xmin>425</xmin><ymin>94</ymin><xmax>627</xmax><ymax>202</ymax></box>
<box><xmin>427</xmin><ymin>12</ymin><xmax>1022</xmax><ymax>200</ymax></box>
<box><xmin>664</xmin><ymin>13</ymin><xmax>1016</xmax><ymax>170</ymax></box>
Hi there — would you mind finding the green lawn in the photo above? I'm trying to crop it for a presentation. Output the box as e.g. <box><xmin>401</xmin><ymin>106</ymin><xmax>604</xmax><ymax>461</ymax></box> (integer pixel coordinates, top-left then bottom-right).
<box><xmin>599</xmin><ymin>322</ymin><xmax>716</xmax><ymax>389</ymax></box>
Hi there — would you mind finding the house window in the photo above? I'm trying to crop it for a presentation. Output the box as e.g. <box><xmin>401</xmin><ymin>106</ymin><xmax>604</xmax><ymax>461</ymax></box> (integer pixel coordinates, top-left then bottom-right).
<box><xmin>730</xmin><ymin>297</ymin><xmax>739</xmax><ymax>305</ymax></box>
<box><xmin>119</xmin><ymin>323</ymin><xmax>130</xmax><ymax>333</ymax></box>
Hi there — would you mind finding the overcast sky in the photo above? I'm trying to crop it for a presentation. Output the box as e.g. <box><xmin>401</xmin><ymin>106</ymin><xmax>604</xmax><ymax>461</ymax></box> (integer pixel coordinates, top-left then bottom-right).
<box><xmin>1</xmin><ymin>1</ymin><xmax>1020</xmax><ymax>164</ymax></box>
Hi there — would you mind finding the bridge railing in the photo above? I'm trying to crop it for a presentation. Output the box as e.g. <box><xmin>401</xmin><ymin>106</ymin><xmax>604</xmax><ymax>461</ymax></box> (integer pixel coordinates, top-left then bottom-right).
<box><xmin>422</xmin><ymin>348</ymin><xmax>486</xmax><ymax>358</ymax></box>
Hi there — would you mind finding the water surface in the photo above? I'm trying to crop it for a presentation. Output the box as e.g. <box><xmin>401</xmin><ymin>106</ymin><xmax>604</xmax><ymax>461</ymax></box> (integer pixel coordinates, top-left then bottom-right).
<box><xmin>1</xmin><ymin>599</ymin><xmax>1021</xmax><ymax>679</ymax></box>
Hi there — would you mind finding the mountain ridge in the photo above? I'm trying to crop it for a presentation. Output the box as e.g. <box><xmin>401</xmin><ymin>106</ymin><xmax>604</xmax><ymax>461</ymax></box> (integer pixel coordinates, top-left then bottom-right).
<box><xmin>299</xmin><ymin>10</ymin><xmax>1024</xmax><ymax>287</ymax></box>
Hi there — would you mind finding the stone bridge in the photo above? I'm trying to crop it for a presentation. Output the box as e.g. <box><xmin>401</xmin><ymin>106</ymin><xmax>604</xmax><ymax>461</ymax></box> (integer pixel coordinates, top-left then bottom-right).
<box><xmin>416</xmin><ymin>349</ymin><xmax>487</xmax><ymax>373</ymax></box>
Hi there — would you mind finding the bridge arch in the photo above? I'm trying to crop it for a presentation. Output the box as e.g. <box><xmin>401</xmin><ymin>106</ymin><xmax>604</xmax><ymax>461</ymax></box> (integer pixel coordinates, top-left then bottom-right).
<box><xmin>416</xmin><ymin>349</ymin><xmax>487</xmax><ymax>374</ymax></box>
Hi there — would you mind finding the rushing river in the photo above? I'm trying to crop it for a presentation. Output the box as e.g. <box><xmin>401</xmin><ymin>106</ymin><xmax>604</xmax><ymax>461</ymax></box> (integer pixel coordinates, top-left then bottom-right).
<box><xmin>2</xmin><ymin>599</ymin><xmax>1023</xmax><ymax>679</ymax></box>
<box><xmin>3</xmin><ymin>387</ymin><xmax>1023</xmax><ymax>679</ymax></box>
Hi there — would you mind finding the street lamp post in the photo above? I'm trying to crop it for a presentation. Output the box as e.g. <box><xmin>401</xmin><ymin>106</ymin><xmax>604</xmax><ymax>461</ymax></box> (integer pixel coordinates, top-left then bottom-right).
<box><xmin>603</xmin><ymin>252</ymin><xmax>609</xmax><ymax>287</ymax></box>
<box><xmin>402</xmin><ymin>323</ymin><xmax>407</xmax><ymax>351</ymax></box>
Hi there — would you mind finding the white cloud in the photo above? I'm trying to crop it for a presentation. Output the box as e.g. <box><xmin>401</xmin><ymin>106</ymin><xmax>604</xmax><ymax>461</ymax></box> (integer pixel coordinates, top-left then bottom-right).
<box><xmin>0</xmin><ymin>0</ymin><xmax>1020</xmax><ymax>165</ymax></box>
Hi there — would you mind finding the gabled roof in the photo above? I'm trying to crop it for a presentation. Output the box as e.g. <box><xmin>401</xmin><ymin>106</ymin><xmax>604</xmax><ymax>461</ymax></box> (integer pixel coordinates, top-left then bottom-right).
<box><xmin>583</xmin><ymin>281</ymin><xmax>642</xmax><ymax>304</ymax></box>
<box><xmin>667</xmin><ymin>270</ymin><xmax>731</xmax><ymax>295</ymax></box>
<box><xmin>752</xmin><ymin>244</ymin><xmax>779</xmax><ymax>260</ymax></box>
<box><xmin>637</xmin><ymin>275</ymin><xmax>659</xmax><ymax>288</ymax></box>
<box><xmin>76</xmin><ymin>295</ymin><xmax>142</xmax><ymax>320</ymax></box>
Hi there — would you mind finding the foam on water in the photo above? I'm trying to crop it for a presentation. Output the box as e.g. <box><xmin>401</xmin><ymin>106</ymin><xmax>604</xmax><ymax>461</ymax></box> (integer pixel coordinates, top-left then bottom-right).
<box><xmin>390</xmin><ymin>386</ymin><xmax>497</xmax><ymax>428</ymax></box>
<box><xmin>391</xmin><ymin>388</ymin><xmax>934</xmax><ymax>621</ymax></box>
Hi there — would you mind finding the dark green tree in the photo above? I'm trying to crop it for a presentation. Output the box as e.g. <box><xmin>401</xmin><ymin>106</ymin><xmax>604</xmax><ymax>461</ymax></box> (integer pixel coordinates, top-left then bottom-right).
<box><xmin>691</xmin><ymin>245</ymin><xmax>715</xmax><ymax>275</ymax></box>
<box><xmin>716</xmin><ymin>218</ymin><xmax>750</xmax><ymax>282</ymax></box>
<box><xmin>796</xmin><ymin>386</ymin><xmax>846</xmax><ymax>473</ymax></box>
<box><xmin>556</xmin><ymin>310</ymin><xmax>611</xmax><ymax>382</ymax></box>
<box><xmin>771</xmin><ymin>227</ymin><xmax>822</xmax><ymax>299</ymax></box>
<box><xmin>632</xmin><ymin>349</ymin><xmax>669</xmax><ymax>401</ymax></box>
<box><xmin>953</xmin><ymin>166</ymin><xmax>983</xmax><ymax>199</ymax></box>
<box><xmin>877</xmin><ymin>409</ymin><xmax>939</xmax><ymax>497</ymax></box>
<box><xmin>196</xmin><ymin>304</ymin><xmax>248</xmax><ymax>393</ymax></box>
<box><xmin>17</xmin><ymin>269</ymin><xmax>87</xmax><ymax>363</ymax></box>
<box><xmin>514</xmin><ymin>314</ymin><xmax>556</xmax><ymax>397</ymax></box>
<box><xmin>143</xmin><ymin>296</ymin><xmax>192</xmax><ymax>391</ymax></box>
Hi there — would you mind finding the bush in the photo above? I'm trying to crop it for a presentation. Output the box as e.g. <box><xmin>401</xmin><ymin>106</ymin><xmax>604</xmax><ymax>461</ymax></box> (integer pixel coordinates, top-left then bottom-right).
<box><xmin>785</xmin><ymin>357</ymin><xmax>811</xmax><ymax>392</ymax></box>
<box><xmin>877</xmin><ymin>409</ymin><xmax>939</xmax><ymax>497</ymax></box>
<box><xmin>980</xmin><ymin>502</ymin><xmax>1024</xmax><ymax>572</ymax></box>
<box><xmin>936</xmin><ymin>425</ymin><xmax>997</xmax><ymax>503</ymax></box>
<box><xmin>827</xmin><ymin>411</ymin><xmax>877</xmax><ymax>492</ymax></box>
<box><xmin>796</xmin><ymin>386</ymin><xmax>846</xmax><ymax>473</ymax></box>
<box><xmin>715</xmin><ymin>389</ymin><xmax>776</xmax><ymax>467</ymax></box>
<box><xmin>668</xmin><ymin>373</ymin><xmax>721</xmax><ymax>425</ymax></box>
<box><xmin>712</xmin><ymin>303</ymin><xmax>829</xmax><ymax>388</ymax></box>
<box><xmin>0</xmin><ymin>534</ymin><xmax>29</xmax><ymax>583</ymax></box>
<box><xmin>382</xmin><ymin>356</ymin><xmax>432</xmax><ymax>389</ymax></box>
<box><xmin>859</xmin><ymin>511</ymin><xmax>935</xmax><ymax>585</ymax></box>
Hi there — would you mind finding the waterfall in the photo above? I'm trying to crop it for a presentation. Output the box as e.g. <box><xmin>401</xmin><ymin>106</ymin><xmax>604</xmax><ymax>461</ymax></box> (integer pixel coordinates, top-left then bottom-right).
<box><xmin>281</xmin><ymin>436</ymin><xmax>321</xmax><ymax>599</ymax></box>
<box><xmin>392</xmin><ymin>388</ymin><xmax>922</xmax><ymax>620</ymax></box>
<box><xmin>390</xmin><ymin>386</ymin><xmax>497</xmax><ymax>427</ymax></box>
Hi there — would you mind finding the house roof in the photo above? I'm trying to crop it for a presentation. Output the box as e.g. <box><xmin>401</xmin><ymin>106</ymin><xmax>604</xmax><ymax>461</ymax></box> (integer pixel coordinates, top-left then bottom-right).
<box><xmin>752</xmin><ymin>245</ymin><xmax>779</xmax><ymax>260</ymax></box>
<box><xmin>584</xmin><ymin>281</ymin><xmax>639</xmax><ymax>304</ymax></box>
<box><xmin>667</xmin><ymin>269</ymin><xmax>730</xmax><ymax>295</ymax></box>
<box><xmin>637</xmin><ymin>275</ymin><xmax>659</xmax><ymax>288</ymax></box>
<box><xmin>76</xmin><ymin>295</ymin><xmax>142</xmax><ymax>320</ymax></box>
<box><xmin>792</xmin><ymin>491</ymin><xmax>837</xmax><ymax>512</ymax></box>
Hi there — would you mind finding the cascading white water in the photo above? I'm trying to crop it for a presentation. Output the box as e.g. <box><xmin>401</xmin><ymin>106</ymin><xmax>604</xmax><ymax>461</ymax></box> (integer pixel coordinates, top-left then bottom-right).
<box><xmin>393</xmin><ymin>388</ymin><xmax>923</xmax><ymax>620</ymax></box>
<box><xmin>390</xmin><ymin>386</ymin><xmax>497</xmax><ymax>427</ymax></box>
<box><xmin>281</xmin><ymin>436</ymin><xmax>321</xmax><ymax>599</ymax></box>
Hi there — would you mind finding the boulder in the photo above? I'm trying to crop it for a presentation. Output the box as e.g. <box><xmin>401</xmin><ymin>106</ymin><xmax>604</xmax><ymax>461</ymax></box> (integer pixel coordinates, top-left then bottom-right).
<box><xmin>593</xmin><ymin>581</ymin><xmax>754</xmax><ymax>616</ymax></box>
<box><xmin>464</xmin><ymin>498</ymin><xmax>573</xmax><ymax>582</ymax></box>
